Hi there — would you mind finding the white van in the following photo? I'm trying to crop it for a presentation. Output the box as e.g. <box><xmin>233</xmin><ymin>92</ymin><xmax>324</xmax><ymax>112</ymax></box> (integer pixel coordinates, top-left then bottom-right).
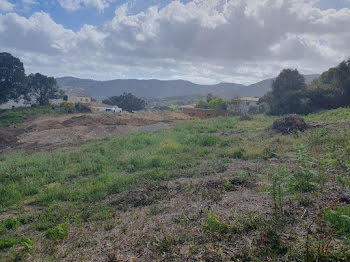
<box><xmin>104</xmin><ymin>106</ymin><xmax>122</xmax><ymax>113</ymax></box>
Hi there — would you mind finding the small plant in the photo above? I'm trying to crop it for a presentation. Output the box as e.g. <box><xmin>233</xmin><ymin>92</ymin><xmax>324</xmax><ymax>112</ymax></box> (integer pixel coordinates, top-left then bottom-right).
<box><xmin>4</xmin><ymin>217</ymin><xmax>20</xmax><ymax>230</ymax></box>
<box><xmin>262</xmin><ymin>147</ymin><xmax>278</xmax><ymax>160</ymax></box>
<box><xmin>45</xmin><ymin>223</ymin><xmax>68</xmax><ymax>240</ymax></box>
<box><xmin>336</xmin><ymin>176</ymin><xmax>350</xmax><ymax>188</ymax></box>
<box><xmin>323</xmin><ymin>206</ymin><xmax>350</xmax><ymax>235</ymax></box>
<box><xmin>203</xmin><ymin>212</ymin><xmax>232</xmax><ymax>235</ymax></box>
<box><xmin>231</xmin><ymin>148</ymin><xmax>245</xmax><ymax>159</ymax></box>
<box><xmin>0</xmin><ymin>238</ymin><xmax>18</xmax><ymax>250</ymax></box>
<box><xmin>154</xmin><ymin>235</ymin><xmax>176</xmax><ymax>253</ymax></box>
<box><xmin>197</xmin><ymin>136</ymin><xmax>221</xmax><ymax>147</ymax></box>
<box><xmin>21</xmin><ymin>237</ymin><xmax>35</xmax><ymax>251</ymax></box>
<box><xmin>224</xmin><ymin>178</ymin><xmax>234</xmax><ymax>191</ymax></box>
<box><xmin>271</xmin><ymin>172</ymin><xmax>290</xmax><ymax>215</ymax></box>
<box><xmin>239</xmin><ymin>114</ymin><xmax>253</xmax><ymax>121</ymax></box>
<box><xmin>149</xmin><ymin>206</ymin><xmax>164</xmax><ymax>216</ymax></box>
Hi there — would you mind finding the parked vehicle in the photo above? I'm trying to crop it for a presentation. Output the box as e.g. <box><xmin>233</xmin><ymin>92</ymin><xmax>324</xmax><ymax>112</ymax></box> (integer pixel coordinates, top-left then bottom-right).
<box><xmin>104</xmin><ymin>106</ymin><xmax>122</xmax><ymax>113</ymax></box>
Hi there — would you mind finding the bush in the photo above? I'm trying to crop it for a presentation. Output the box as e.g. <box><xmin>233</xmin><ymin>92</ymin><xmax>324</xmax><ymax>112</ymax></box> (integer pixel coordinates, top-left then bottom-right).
<box><xmin>208</xmin><ymin>98</ymin><xmax>228</xmax><ymax>110</ymax></box>
<box><xmin>195</xmin><ymin>99</ymin><xmax>208</xmax><ymax>109</ymax></box>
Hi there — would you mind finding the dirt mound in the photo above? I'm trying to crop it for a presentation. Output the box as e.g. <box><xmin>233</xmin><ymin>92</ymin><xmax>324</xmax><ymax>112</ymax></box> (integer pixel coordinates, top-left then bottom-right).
<box><xmin>272</xmin><ymin>114</ymin><xmax>308</xmax><ymax>134</ymax></box>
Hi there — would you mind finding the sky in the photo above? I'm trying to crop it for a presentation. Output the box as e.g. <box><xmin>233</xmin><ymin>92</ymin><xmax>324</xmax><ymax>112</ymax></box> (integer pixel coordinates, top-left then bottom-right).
<box><xmin>1</xmin><ymin>0</ymin><xmax>350</xmax><ymax>85</ymax></box>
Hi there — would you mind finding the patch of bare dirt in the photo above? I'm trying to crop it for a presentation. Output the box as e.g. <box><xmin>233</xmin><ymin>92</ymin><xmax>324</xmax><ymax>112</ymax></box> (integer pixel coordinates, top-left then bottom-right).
<box><xmin>0</xmin><ymin>110</ymin><xmax>189</xmax><ymax>153</ymax></box>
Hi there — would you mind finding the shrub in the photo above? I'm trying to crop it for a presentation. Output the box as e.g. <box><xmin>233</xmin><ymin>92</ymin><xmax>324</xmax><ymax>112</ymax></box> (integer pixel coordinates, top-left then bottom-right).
<box><xmin>208</xmin><ymin>98</ymin><xmax>228</xmax><ymax>110</ymax></box>
<box><xmin>195</xmin><ymin>99</ymin><xmax>208</xmax><ymax>109</ymax></box>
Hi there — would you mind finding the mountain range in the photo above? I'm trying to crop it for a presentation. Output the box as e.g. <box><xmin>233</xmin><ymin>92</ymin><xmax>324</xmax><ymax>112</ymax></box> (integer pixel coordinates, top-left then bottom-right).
<box><xmin>56</xmin><ymin>74</ymin><xmax>320</xmax><ymax>100</ymax></box>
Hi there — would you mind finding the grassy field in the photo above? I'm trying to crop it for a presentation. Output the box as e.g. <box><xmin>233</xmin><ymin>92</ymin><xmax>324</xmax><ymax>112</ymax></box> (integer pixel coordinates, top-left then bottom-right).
<box><xmin>0</xmin><ymin>108</ymin><xmax>350</xmax><ymax>261</ymax></box>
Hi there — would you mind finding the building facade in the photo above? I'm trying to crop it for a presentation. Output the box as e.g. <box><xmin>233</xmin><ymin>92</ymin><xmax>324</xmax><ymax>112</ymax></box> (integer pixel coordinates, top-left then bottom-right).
<box><xmin>229</xmin><ymin>97</ymin><xmax>259</xmax><ymax>115</ymax></box>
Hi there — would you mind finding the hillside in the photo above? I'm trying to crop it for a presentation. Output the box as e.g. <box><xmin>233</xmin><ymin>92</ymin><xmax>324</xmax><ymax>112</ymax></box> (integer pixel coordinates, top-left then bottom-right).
<box><xmin>56</xmin><ymin>74</ymin><xmax>319</xmax><ymax>100</ymax></box>
<box><xmin>0</xmin><ymin>108</ymin><xmax>349</xmax><ymax>261</ymax></box>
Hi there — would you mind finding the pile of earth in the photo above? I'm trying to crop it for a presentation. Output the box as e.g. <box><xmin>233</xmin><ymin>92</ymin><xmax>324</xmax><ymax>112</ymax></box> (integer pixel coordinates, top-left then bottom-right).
<box><xmin>272</xmin><ymin>114</ymin><xmax>308</xmax><ymax>134</ymax></box>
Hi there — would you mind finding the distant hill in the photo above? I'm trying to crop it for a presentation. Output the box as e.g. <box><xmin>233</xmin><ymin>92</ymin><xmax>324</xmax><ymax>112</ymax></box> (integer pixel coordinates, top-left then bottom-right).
<box><xmin>56</xmin><ymin>74</ymin><xmax>320</xmax><ymax>100</ymax></box>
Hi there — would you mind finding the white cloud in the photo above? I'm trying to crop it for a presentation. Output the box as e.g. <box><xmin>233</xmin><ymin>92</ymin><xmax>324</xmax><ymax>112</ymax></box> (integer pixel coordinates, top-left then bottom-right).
<box><xmin>0</xmin><ymin>0</ymin><xmax>14</xmax><ymax>12</ymax></box>
<box><xmin>22</xmin><ymin>0</ymin><xmax>38</xmax><ymax>5</ymax></box>
<box><xmin>1</xmin><ymin>0</ymin><xmax>350</xmax><ymax>83</ymax></box>
<box><xmin>58</xmin><ymin>0</ymin><xmax>112</xmax><ymax>11</ymax></box>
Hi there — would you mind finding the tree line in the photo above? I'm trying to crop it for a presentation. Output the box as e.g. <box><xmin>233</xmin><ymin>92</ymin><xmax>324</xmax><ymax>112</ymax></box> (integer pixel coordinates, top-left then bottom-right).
<box><xmin>195</xmin><ymin>93</ymin><xmax>228</xmax><ymax>110</ymax></box>
<box><xmin>0</xmin><ymin>52</ymin><xmax>59</xmax><ymax>106</ymax></box>
<box><xmin>260</xmin><ymin>58</ymin><xmax>350</xmax><ymax>115</ymax></box>
<box><xmin>1</xmin><ymin>52</ymin><xmax>146</xmax><ymax>112</ymax></box>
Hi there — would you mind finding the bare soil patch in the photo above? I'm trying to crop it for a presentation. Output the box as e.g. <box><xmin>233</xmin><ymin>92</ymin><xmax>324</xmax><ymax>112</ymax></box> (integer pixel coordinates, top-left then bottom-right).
<box><xmin>0</xmin><ymin>110</ymin><xmax>189</xmax><ymax>153</ymax></box>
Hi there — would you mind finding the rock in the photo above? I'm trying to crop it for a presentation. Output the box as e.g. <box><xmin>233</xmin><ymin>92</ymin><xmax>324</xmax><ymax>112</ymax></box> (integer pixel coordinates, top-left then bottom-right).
<box><xmin>272</xmin><ymin>114</ymin><xmax>308</xmax><ymax>134</ymax></box>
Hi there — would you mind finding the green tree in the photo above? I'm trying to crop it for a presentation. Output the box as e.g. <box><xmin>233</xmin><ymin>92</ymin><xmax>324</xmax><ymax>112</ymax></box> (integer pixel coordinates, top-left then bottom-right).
<box><xmin>102</xmin><ymin>92</ymin><xmax>146</xmax><ymax>112</ymax></box>
<box><xmin>206</xmin><ymin>93</ymin><xmax>215</xmax><ymax>103</ymax></box>
<box><xmin>307</xmin><ymin>59</ymin><xmax>350</xmax><ymax>109</ymax></box>
<box><xmin>0</xmin><ymin>52</ymin><xmax>27</xmax><ymax>104</ymax></box>
<box><xmin>26</xmin><ymin>73</ymin><xmax>58</xmax><ymax>106</ymax></box>
<box><xmin>269</xmin><ymin>69</ymin><xmax>310</xmax><ymax>115</ymax></box>
<box><xmin>195</xmin><ymin>99</ymin><xmax>208</xmax><ymax>109</ymax></box>
<box><xmin>208</xmin><ymin>98</ymin><xmax>228</xmax><ymax>110</ymax></box>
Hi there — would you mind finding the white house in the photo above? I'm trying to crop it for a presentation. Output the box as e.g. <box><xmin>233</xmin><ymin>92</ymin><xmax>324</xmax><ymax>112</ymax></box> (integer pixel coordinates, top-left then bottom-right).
<box><xmin>66</xmin><ymin>93</ymin><xmax>92</xmax><ymax>104</ymax></box>
<box><xmin>229</xmin><ymin>97</ymin><xmax>259</xmax><ymax>115</ymax></box>
<box><xmin>49</xmin><ymin>92</ymin><xmax>92</xmax><ymax>105</ymax></box>
<box><xmin>90</xmin><ymin>102</ymin><xmax>109</xmax><ymax>112</ymax></box>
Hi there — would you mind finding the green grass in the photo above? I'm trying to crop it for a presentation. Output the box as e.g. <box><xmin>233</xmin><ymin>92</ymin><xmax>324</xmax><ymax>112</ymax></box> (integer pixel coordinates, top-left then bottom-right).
<box><xmin>1</xmin><ymin>107</ymin><xmax>350</xmax><ymax>260</ymax></box>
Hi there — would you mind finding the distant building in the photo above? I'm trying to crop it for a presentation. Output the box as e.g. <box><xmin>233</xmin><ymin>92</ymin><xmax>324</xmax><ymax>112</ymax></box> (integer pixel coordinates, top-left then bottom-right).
<box><xmin>182</xmin><ymin>107</ymin><xmax>228</xmax><ymax>119</ymax></box>
<box><xmin>228</xmin><ymin>97</ymin><xmax>259</xmax><ymax>115</ymax></box>
<box><xmin>66</xmin><ymin>93</ymin><xmax>92</xmax><ymax>104</ymax></box>
<box><xmin>90</xmin><ymin>102</ymin><xmax>109</xmax><ymax>112</ymax></box>
<box><xmin>0</xmin><ymin>99</ymin><xmax>29</xmax><ymax>109</ymax></box>
<box><xmin>49</xmin><ymin>92</ymin><xmax>92</xmax><ymax>105</ymax></box>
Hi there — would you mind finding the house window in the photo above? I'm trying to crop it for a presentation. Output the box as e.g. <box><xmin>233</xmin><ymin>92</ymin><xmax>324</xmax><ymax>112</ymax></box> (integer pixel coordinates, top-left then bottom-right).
<box><xmin>85</xmin><ymin>98</ymin><xmax>88</xmax><ymax>102</ymax></box>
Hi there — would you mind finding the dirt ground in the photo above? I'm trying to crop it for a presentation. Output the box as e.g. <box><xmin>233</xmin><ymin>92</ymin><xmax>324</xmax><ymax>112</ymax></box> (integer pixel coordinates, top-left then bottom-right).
<box><xmin>0</xmin><ymin>110</ymin><xmax>190</xmax><ymax>153</ymax></box>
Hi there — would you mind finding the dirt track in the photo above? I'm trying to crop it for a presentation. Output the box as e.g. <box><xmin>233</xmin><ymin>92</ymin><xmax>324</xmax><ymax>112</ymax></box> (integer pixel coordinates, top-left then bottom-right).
<box><xmin>0</xmin><ymin>110</ymin><xmax>189</xmax><ymax>153</ymax></box>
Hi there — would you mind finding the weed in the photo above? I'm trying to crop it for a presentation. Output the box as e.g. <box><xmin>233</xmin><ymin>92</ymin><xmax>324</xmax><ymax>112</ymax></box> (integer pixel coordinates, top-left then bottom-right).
<box><xmin>35</xmin><ymin>205</ymin><xmax>57</xmax><ymax>230</ymax></box>
<box><xmin>271</xmin><ymin>172</ymin><xmax>291</xmax><ymax>215</ymax></box>
<box><xmin>223</xmin><ymin>178</ymin><xmax>234</xmax><ymax>191</ymax></box>
<box><xmin>323</xmin><ymin>205</ymin><xmax>350</xmax><ymax>235</ymax></box>
<box><xmin>45</xmin><ymin>223</ymin><xmax>68</xmax><ymax>240</ymax></box>
<box><xmin>197</xmin><ymin>136</ymin><xmax>221</xmax><ymax>147</ymax></box>
<box><xmin>203</xmin><ymin>212</ymin><xmax>234</xmax><ymax>235</ymax></box>
<box><xmin>154</xmin><ymin>235</ymin><xmax>176</xmax><ymax>253</ymax></box>
<box><xmin>21</xmin><ymin>237</ymin><xmax>35</xmax><ymax>251</ymax></box>
<box><xmin>4</xmin><ymin>218</ymin><xmax>20</xmax><ymax>230</ymax></box>
<box><xmin>231</xmin><ymin>148</ymin><xmax>245</xmax><ymax>159</ymax></box>
<box><xmin>149</xmin><ymin>206</ymin><xmax>165</xmax><ymax>216</ymax></box>
<box><xmin>0</xmin><ymin>237</ymin><xmax>18</xmax><ymax>250</ymax></box>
